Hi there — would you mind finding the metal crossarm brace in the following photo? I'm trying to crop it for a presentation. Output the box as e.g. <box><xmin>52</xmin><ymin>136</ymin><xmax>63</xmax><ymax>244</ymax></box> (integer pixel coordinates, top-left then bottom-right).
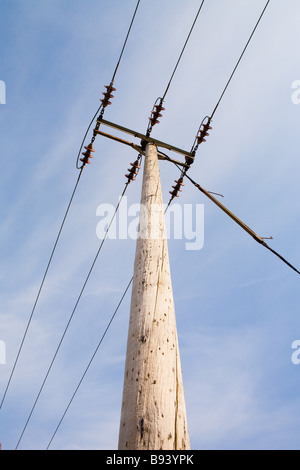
<box><xmin>94</xmin><ymin>128</ymin><xmax>189</xmax><ymax>169</ymax></box>
<box><xmin>95</xmin><ymin>118</ymin><xmax>194</xmax><ymax>160</ymax></box>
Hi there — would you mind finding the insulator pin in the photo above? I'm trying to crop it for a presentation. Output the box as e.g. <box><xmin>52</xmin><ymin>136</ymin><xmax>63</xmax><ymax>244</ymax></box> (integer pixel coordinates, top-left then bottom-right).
<box><xmin>125</xmin><ymin>159</ymin><xmax>141</xmax><ymax>183</ymax></box>
<box><xmin>149</xmin><ymin>102</ymin><xmax>165</xmax><ymax>128</ymax></box>
<box><xmin>169</xmin><ymin>177</ymin><xmax>184</xmax><ymax>198</ymax></box>
<box><xmin>104</xmin><ymin>85</ymin><xmax>116</xmax><ymax>92</ymax></box>
<box><xmin>80</xmin><ymin>143</ymin><xmax>95</xmax><ymax>165</ymax></box>
<box><xmin>196</xmin><ymin>121</ymin><xmax>213</xmax><ymax>146</ymax></box>
<box><xmin>100</xmin><ymin>84</ymin><xmax>116</xmax><ymax>108</ymax></box>
<box><xmin>125</xmin><ymin>174</ymin><xmax>136</xmax><ymax>181</ymax></box>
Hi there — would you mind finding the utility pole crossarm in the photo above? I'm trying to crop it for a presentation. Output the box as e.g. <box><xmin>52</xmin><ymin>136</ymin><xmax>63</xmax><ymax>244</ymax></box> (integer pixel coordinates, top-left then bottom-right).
<box><xmin>94</xmin><ymin>128</ymin><xmax>189</xmax><ymax>168</ymax></box>
<box><xmin>95</xmin><ymin>118</ymin><xmax>194</xmax><ymax>160</ymax></box>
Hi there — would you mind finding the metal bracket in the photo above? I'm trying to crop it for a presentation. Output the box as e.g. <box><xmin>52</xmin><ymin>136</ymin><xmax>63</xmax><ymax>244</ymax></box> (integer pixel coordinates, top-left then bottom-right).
<box><xmin>94</xmin><ymin>129</ymin><xmax>189</xmax><ymax>169</ymax></box>
<box><xmin>94</xmin><ymin>118</ymin><xmax>194</xmax><ymax>165</ymax></box>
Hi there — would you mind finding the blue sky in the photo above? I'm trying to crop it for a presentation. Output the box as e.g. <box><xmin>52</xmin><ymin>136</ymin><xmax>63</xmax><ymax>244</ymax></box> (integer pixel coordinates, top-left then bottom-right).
<box><xmin>0</xmin><ymin>0</ymin><xmax>300</xmax><ymax>450</ymax></box>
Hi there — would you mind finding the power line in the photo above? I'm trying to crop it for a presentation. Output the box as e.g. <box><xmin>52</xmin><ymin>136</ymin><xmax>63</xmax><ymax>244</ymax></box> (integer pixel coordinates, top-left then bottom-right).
<box><xmin>0</xmin><ymin>0</ymin><xmax>141</xmax><ymax>413</ymax></box>
<box><xmin>210</xmin><ymin>0</ymin><xmax>271</xmax><ymax>119</ymax></box>
<box><xmin>45</xmin><ymin>145</ymin><xmax>299</xmax><ymax>449</ymax></box>
<box><xmin>147</xmin><ymin>0</ymin><xmax>206</xmax><ymax>137</ymax></box>
<box><xmin>44</xmin><ymin>1</ymin><xmax>274</xmax><ymax>436</ymax></box>
<box><xmin>36</xmin><ymin>6</ymin><xmax>216</xmax><ymax>433</ymax></box>
<box><xmin>0</xmin><ymin>167</ymin><xmax>83</xmax><ymax>410</ymax></box>
<box><xmin>15</xmin><ymin>145</ymin><xmax>143</xmax><ymax>447</ymax></box>
<box><xmin>167</xmin><ymin>0</ymin><xmax>271</xmax><ymax>205</ymax></box>
<box><xmin>10</xmin><ymin>0</ymin><xmax>278</xmax><ymax>448</ymax></box>
<box><xmin>39</xmin><ymin>0</ymin><xmax>298</xmax><ymax>450</ymax></box>
<box><xmin>44</xmin><ymin>160</ymin><xmax>174</xmax><ymax>450</ymax></box>
<box><xmin>75</xmin><ymin>105</ymin><xmax>102</xmax><ymax>170</ymax></box>
<box><xmin>167</xmin><ymin>1</ymin><xmax>289</xmax><ymax>274</ymax></box>
<box><xmin>162</xmin><ymin>0</ymin><xmax>206</xmax><ymax>101</ymax></box>
<box><xmin>168</xmin><ymin>157</ymin><xmax>300</xmax><ymax>276</ymax></box>
<box><xmin>15</xmin><ymin>181</ymin><xmax>131</xmax><ymax>450</ymax></box>
<box><xmin>186</xmin><ymin>171</ymin><xmax>300</xmax><ymax>275</ymax></box>
<box><xmin>76</xmin><ymin>0</ymin><xmax>142</xmax><ymax>169</ymax></box>
<box><xmin>46</xmin><ymin>276</ymin><xmax>134</xmax><ymax>450</ymax></box>
<box><xmin>111</xmin><ymin>0</ymin><xmax>141</xmax><ymax>84</ymax></box>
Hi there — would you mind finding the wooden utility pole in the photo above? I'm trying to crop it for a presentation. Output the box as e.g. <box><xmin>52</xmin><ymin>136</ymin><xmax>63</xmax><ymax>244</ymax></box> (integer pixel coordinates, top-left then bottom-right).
<box><xmin>118</xmin><ymin>143</ymin><xmax>190</xmax><ymax>450</ymax></box>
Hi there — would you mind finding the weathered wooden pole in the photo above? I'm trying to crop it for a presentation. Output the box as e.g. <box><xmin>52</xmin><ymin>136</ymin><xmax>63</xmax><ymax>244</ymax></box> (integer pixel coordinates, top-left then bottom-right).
<box><xmin>118</xmin><ymin>143</ymin><xmax>190</xmax><ymax>450</ymax></box>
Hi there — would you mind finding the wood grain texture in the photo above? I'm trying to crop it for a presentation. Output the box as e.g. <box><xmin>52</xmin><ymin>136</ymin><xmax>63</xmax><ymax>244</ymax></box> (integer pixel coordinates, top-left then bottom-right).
<box><xmin>118</xmin><ymin>144</ymin><xmax>190</xmax><ymax>450</ymax></box>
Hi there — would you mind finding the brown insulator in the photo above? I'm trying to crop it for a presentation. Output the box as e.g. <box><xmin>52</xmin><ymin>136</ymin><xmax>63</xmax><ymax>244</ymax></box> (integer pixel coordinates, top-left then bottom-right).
<box><xmin>154</xmin><ymin>104</ymin><xmax>165</xmax><ymax>112</ymax></box>
<box><xmin>126</xmin><ymin>159</ymin><xmax>141</xmax><ymax>182</ymax></box>
<box><xmin>130</xmin><ymin>160</ymin><xmax>141</xmax><ymax>169</ymax></box>
<box><xmin>80</xmin><ymin>143</ymin><xmax>95</xmax><ymax>165</ymax></box>
<box><xmin>175</xmin><ymin>177</ymin><xmax>184</xmax><ymax>187</ymax></box>
<box><xmin>149</xmin><ymin>101</ymin><xmax>165</xmax><ymax>128</ymax></box>
<box><xmin>100</xmin><ymin>84</ymin><xmax>116</xmax><ymax>107</ymax></box>
<box><xmin>105</xmin><ymin>85</ymin><xmax>116</xmax><ymax>92</ymax></box>
<box><xmin>102</xmin><ymin>91</ymin><xmax>114</xmax><ymax>100</ymax></box>
<box><xmin>149</xmin><ymin>117</ymin><xmax>160</xmax><ymax>126</ymax></box>
<box><xmin>196</xmin><ymin>122</ymin><xmax>213</xmax><ymax>145</ymax></box>
<box><xmin>127</xmin><ymin>167</ymin><xmax>139</xmax><ymax>175</ymax></box>
<box><xmin>84</xmin><ymin>143</ymin><xmax>95</xmax><ymax>153</ymax></box>
<box><xmin>101</xmin><ymin>98</ymin><xmax>112</xmax><ymax>106</ymax></box>
<box><xmin>169</xmin><ymin>177</ymin><xmax>184</xmax><ymax>199</ymax></box>
<box><xmin>125</xmin><ymin>173</ymin><xmax>136</xmax><ymax>181</ymax></box>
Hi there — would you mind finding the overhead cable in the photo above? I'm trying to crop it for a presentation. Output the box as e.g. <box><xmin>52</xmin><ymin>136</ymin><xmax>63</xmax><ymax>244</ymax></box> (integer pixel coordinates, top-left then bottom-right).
<box><xmin>15</xmin><ymin>179</ymin><xmax>132</xmax><ymax>450</ymax></box>
<box><xmin>0</xmin><ymin>168</ymin><xmax>83</xmax><ymax>410</ymax></box>
<box><xmin>76</xmin><ymin>0</ymin><xmax>142</xmax><ymax>169</ymax></box>
<box><xmin>162</xmin><ymin>0</ymin><xmax>206</xmax><ymax>101</ymax></box>
<box><xmin>210</xmin><ymin>0</ymin><xmax>271</xmax><ymax>120</ymax></box>
<box><xmin>37</xmin><ymin>2</ymin><xmax>216</xmax><ymax>433</ymax></box>
<box><xmin>45</xmin><ymin>276</ymin><xmax>134</xmax><ymax>450</ymax></box>
<box><xmin>168</xmin><ymin>157</ymin><xmax>300</xmax><ymax>276</ymax></box>
<box><xmin>44</xmin><ymin>167</ymin><xmax>176</xmax><ymax>449</ymax></box>
<box><xmin>147</xmin><ymin>0</ymin><xmax>206</xmax><ymax>137</ymax></box>
<box><xmin>167</xmin><ymin>0</ymin><xmax>271</xmax><ymax>205</ymax></box>
<box><xmin>0</xmin><ymin>0</ymin><xmax>141</xmax><ymax>412</ymax></box>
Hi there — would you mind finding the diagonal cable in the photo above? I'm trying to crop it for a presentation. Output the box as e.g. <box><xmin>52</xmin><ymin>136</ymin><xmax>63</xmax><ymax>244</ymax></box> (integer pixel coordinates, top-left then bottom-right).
<box><xmin>181</xmin><ymin>164</ymin><xmax>300</xmax><ymax>276</ymax></box>
<box><xmin>162</xmin><ymin>0</ymin><xmax>206</xmax><ymax>101</ymax></box>
<box><xmin>76</xmin><ymin>0</ymin><xmax>142</xmax><ymax>169</ymax></box>
<box><xmin>147</xmin><ymin>0</ymin><xmax>206</xmax><ymax>137</ymax></box>
<box><xmin>15</xmin><ymin>182</ymin><xmax>130</xmax><ymax>449</ymax></box>
<box><xmin>167</xmin><ymin>0</ymin><xmax>272</xmax><ymax>206</ymax></box>
<box><xmin>45</xmin><ymin>276</ymin><xmax>133</xmax><ymax>450</ymax></box>
<box><xmin>45</xmin><ymin>171</ymin><xmax>174</xmax><ymax>450</ymax></box>
<box><xmin>210</xmin><ymin>0</ymin><xmax>271</xmax><ymax>119</ymax></box>
<box><xmin>0</xmin><ymin>167</ymin><xmax>83</xmax><ymax>410</ymax></box>
<box><xmin>1</xmin><ymin>0</ymin><xmax>141</xmax><ymax>412</ymax></box>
